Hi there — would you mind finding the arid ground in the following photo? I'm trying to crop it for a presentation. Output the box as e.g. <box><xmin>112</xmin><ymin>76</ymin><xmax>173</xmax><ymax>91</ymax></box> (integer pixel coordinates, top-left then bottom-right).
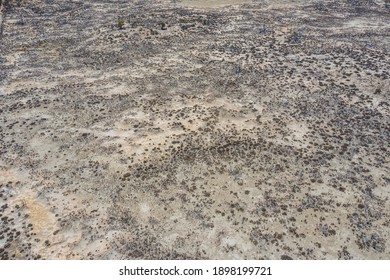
<box><xmin>0</xmin><ymin>0</ymin><xmax>389</xmax><ymax>259</ymax></box>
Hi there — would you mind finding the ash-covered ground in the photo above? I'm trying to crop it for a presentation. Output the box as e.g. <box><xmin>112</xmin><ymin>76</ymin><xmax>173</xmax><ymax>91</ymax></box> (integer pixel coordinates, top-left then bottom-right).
<box><xmin>0</xmin><ymin>0</ymin><xmax>389</xmax><ymax>259</ymax></box>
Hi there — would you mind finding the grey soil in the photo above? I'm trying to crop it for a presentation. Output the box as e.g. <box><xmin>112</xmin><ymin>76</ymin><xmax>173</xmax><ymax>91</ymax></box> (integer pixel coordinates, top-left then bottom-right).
<box><xmin>0</xmin><ymin>0</ymin><xmax>389</xmax><ymax>259</ymax></box>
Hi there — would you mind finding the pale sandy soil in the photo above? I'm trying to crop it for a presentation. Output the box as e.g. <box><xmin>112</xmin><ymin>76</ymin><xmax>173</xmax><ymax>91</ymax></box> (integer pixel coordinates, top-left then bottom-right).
<box><xmin>0</xmin><ymin>0</ymin><xmax>389</xmax><ymax>259</ymax></box>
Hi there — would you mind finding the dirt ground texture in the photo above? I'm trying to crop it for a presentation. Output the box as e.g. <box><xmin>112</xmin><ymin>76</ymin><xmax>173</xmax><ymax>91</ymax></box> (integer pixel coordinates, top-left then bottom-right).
<box><xmin>0</xmin><ymin>0</ymin><xmax>389</xmax><ymax>259</ymax></box>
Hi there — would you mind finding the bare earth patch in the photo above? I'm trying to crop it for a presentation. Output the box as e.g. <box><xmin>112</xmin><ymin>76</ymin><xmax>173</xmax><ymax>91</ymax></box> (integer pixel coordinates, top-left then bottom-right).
<box><xmin>0</xmin><ymin>0</ymin><xmax>389</xmax><ymax>260</ymax></box>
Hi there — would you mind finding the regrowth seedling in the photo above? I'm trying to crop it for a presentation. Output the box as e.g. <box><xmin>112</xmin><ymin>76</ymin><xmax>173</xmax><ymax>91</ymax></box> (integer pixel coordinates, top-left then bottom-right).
<box><xmin>117</xmin><ymin>18</ymin><xmax>125</xmax><ymax>29</ymax></box>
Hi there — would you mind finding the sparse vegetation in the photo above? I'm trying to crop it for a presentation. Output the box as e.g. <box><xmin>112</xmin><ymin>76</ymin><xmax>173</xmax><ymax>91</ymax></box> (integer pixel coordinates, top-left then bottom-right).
<box><xmin>0</xmin><ymin>0</ymin><xmax>389</xmax><ymax>260</ymax></box>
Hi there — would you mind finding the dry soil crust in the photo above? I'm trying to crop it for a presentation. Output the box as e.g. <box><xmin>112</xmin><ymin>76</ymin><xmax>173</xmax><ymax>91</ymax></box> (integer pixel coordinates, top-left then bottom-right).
<box><xmin>0</xmin><ymin>0</ymin><xmax>389</xmax><ymax>259</ymax></box>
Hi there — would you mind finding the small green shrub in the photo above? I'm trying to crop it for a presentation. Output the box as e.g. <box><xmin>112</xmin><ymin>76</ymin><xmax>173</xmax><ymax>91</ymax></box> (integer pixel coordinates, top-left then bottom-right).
<box><xmin>117</xmin><ymin>18</ymin><xmax>125</xmax><ymax>29</ymax></box>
